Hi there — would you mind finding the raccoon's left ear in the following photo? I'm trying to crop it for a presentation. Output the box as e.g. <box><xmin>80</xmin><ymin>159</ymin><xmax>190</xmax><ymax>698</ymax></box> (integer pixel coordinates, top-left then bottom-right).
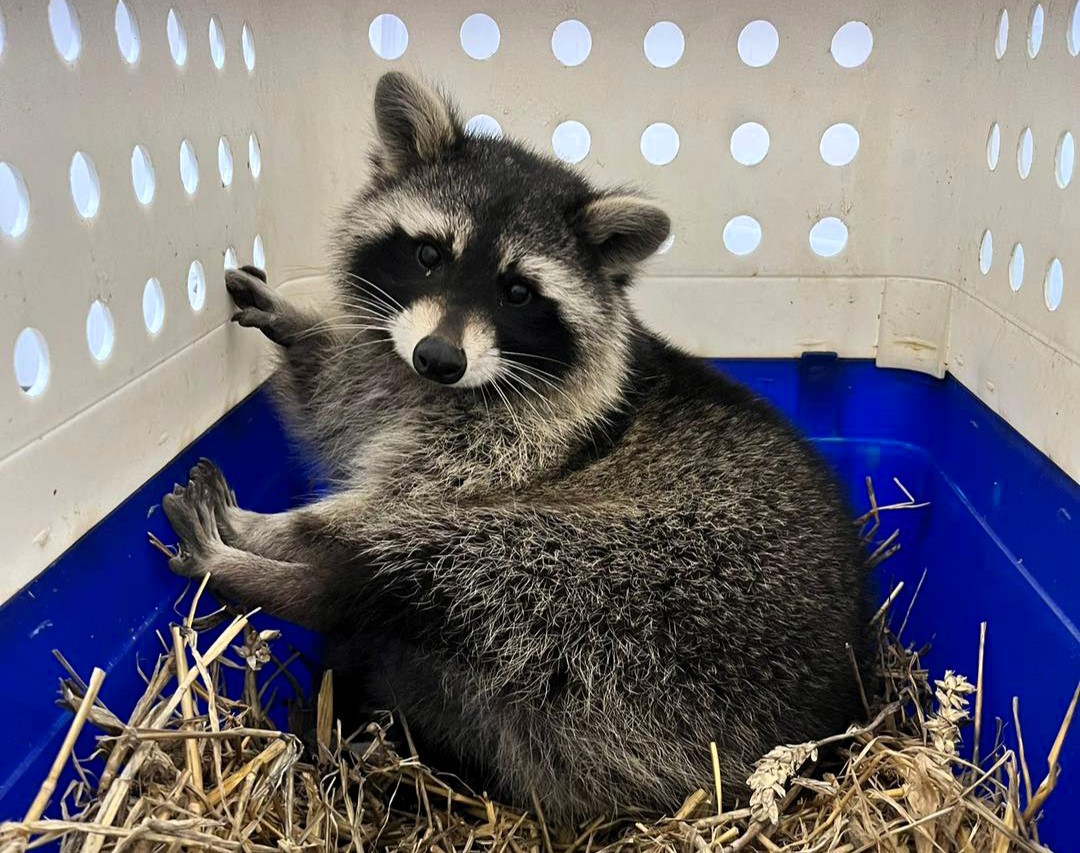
<box><xmin>373</xmin><ymin>71</ymin><xmax>462</xmax><ymax>176</ymax></box>
<box><xmin>575</xmin><ymin>195</ymin><xmax>671</xmax><ymax>277</ymax></box>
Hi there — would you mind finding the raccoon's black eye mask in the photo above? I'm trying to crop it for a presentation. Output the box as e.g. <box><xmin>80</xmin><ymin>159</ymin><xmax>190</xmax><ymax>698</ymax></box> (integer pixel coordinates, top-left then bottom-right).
<box><xmin>409</xmin><ymin>235</ymin><xmax>538</xmax><ymax>310</ymax></box>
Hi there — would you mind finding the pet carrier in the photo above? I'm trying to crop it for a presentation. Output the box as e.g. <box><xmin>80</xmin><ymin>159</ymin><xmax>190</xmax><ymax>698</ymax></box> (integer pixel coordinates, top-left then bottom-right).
<box><xmin>1</xmin><ymin>1</ymin><xmax>1077</xmax><ymax>849</ymax></box>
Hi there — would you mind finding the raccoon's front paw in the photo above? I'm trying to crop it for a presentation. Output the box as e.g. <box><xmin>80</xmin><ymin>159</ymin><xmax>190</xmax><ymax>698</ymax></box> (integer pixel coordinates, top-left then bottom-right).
<box><xmin>226</xmin><ymin>267</ymin><xmax>302</xmax><ymax>347</ymax></box>
<box><xmin>187</xmin><ymin>456</ymin><xmax>239</xmax><ymax>526</ymax></box>
<box><xmin>162</xmin><ymin>476</ymin><xmax>227</xmax><ymax>579</ymax></box>
<box><xmin>187</xmin><ymin>458</ymin><xmax>237</xmax><ymax>511</ymax></box>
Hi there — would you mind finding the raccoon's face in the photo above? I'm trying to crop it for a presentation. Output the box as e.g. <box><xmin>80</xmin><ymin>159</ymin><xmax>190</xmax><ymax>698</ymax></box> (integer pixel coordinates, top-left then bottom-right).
<box><xmin>335</xmin><ymin>72</ymin><xmax>669</xmax><ymax>401</ymax></box>
<box><xmin>343</xmin><ymin>205</ymin><xmax>580</xmax><ymax>391</ymax></box>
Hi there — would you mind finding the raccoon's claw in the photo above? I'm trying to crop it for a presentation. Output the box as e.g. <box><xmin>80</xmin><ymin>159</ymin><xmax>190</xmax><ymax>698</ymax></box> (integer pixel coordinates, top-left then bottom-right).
<box><xmin>162</xmin><ymin>476</ymin><xmax>225</xmax><ymax>578</ymax></box>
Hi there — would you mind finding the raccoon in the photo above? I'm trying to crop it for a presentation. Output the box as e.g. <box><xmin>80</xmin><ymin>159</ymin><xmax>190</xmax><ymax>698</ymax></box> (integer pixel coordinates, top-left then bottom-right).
<box><xmin>162</xmin><ymin>71</ymin><xmax>871</xmax><ymax>825</ymax></box>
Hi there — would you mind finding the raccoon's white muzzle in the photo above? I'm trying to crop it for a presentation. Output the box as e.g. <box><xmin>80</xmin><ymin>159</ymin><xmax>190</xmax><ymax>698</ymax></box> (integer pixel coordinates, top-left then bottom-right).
<box><xmin>391</xmin><ymin>296</ymin><xmax>501</xmax><ymax>388</ymax></box>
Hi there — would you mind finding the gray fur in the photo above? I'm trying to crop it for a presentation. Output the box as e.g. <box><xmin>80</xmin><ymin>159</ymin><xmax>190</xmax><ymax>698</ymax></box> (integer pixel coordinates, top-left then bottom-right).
<box><xmin>163</xmin><ymin>73</ymin><xmax>870</xmax><ymax>826</ymax></box>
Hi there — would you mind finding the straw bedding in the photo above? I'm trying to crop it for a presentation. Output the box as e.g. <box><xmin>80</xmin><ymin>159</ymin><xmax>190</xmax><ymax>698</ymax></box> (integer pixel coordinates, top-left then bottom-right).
<box><xmin>1</xmin><ymin>479</ymin><xmax>1076</xmax><ymax>853</ymax></box>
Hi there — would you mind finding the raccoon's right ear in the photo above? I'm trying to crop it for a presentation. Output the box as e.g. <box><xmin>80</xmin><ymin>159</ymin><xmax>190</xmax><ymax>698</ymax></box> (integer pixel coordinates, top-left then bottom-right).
<box><xmin>575</xmin><ymin>195</ymin><xmax>672</xmax><ymax>278</ymax></box>
<box><xmin>372</xmin><ymin>72</ymin><xmax>462</xmax><ymax>177</ymax></box>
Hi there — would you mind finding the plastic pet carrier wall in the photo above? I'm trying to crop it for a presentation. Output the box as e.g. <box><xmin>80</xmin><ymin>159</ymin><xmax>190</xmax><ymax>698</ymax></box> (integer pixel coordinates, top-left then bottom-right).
<box><xmin>1</xmin><ymin>0</ymin><xmax>1078</xmax><ymax>849</ymax></box>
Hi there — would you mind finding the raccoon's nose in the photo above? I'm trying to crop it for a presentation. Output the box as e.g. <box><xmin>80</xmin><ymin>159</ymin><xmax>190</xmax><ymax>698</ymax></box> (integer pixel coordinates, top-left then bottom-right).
<box><xmin>412</xmin><ymin>336</ymin><xmax>467</xmax><ymax>385</ymax></box>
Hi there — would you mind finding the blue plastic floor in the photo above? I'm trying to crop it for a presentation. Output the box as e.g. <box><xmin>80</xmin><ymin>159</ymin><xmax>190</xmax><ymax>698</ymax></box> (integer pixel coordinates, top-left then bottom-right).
<box><xmin>1</xmin><ymin>357</ymin><xmax>1077</xmax><ymax>848</ymax></box>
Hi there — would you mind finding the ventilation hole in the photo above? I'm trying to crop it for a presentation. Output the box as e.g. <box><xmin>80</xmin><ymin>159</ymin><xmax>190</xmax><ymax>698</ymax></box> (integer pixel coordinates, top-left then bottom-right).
<box><xmin>723</xmin><ymin>216</ymin><xmax>762</xmax><ymax>256</ymax></box>
<box><xmin>460</xmin><ymin>13</ymin><xmax>499</xmax><ymax>60</ymax></box>
<box><xmin>242</xmin><ymin>22</ymin><xmax>255</xmax><ymax>71</ymax></box>
<box><xmin>1017</xmin><ymin>127</ymin><xmax>1034</xmax><ymax>179</ymax></box>
<box><xmin>167</xmin><ymin>7</ymin><xmax>187</xmax><ymax>66</ymax></box>
<box><xmin>86</xmin><ymin>300</ymin><xmax>115</xmax><ymax>361</ymax></box>
<box><xmin>224</xmin><ymin>246</ymin><xmax>238</xmax><ymax>271</ymax></box>
<box><xmin>1056</xmin><ymin>131</ymin><xmax>1074</xmax><ymax>188</ymax></box>
<box><xmin>809</xmin><ymin>217</ymin><xmax>849</xmax><ymax>257</ymax></box>
<box><xmin>369</xmin><ymin>13</ymin><xmax>408</xmax><ymax>60</ymax></box>
<box><xmin>551</xmin><ymin>19</ymin><xmax>591</xmax><ymax>66</ymax></box>
<box><xmin>551</xmin><ymin>121</ymin><xmax>591</xmax><ymax>164</ymax></box>
<box><xmin>465</xmin><ymin>114</ymin><xmax>503</xmax><ymax>138</ymax></box>
<box><xmin>1045</xmin><ymin>258</ymin><xmax>1063</xmax><ymax>310</ymax></box>
<box><xmin>831</xmin><ymin>21</ymin><xmax>873</xmax><ymax>68</ymax></box>
<box><xmin>987</xmin><ymin>122</ymin><xmax>1001</xmax><ymax>171</ymax></box>
<box><xmin>1070</xmin><ymin>0</ymin><xmax>1080</xmax><ymax>55</ymax></box>
<box><xmin>115</xmin><ymin>0</ymin><xmax>140</xmax><ymax>64</ymax></box>
<box><xmin>738</xmin><ymin>20</ymin><xmax>778</xmax><ymax>67</ymax></box>
<box><xmin>248</xmin><ymin>133</ymin><xmax>262</xmax><ymax>178</ymax></box>
<box><xmin>187</xmin><ymin>260</ymin><xmax>206</xmax><ymax>310</ymax></box>
<box><xmin>252</xmin><ymin>234</ymin><xmax>265</xmax><ymax>269</ymax></box>
<box><xmin>640</xmin><ymin>123</ymin><xmax>680</xmax><ymax>165</ymax></box>
<box><xmin>130</xmin><ymin>145</ymin><xmax>155</xmax><ymax>205</ymax></box>
<box><xmin>143</xmin><ymin>277</ymin><xmax>165</xmax><ymax>334</ymax></box>
<box><xmin>48</xmin><ymin>0</ymin><xmax>81</xmax><ymax>62</ymax></box>
<box><xmin>0</xmin><ymin>162</ymin><xmax>30</xmax><ymax>238</ymax></box>
<box><xmin>979</xmin><ymin>229</ymin><xmax>994</xmax><ymax>274</ymax></box>
<box><xmin>218</xmin><ymin>136</ymin><xmax>234</xmax><ymax>187</ymax></box>
<box><xmin>209</xmin><ymin>15</ymin><xmax>225</xmax><ymax>69</ymax></box>
<box><xmin>179</xmin><ymin>139</ymin><xmax>198</xmax><ymax>194</ymax></box>
<box><xmin>14</xmin><ymin>328</ymin><xmax>50</xmax><ymax>396</ymax></box>
<box><xmin>996</xmin><ymin>9</ymin><xmax>1009</xmax><ymax>58</ymax></box>
<box><xmin>644</xmin><ymin>21</ymin><xmax>684</xmax><ymax>68</ymax></box>
<box><xmin>1009</xmin><ymin>243</ymin><xmax>1025</xmax><ymax>291</ymax></box>
<box><xmin>1028</xmin><ymin>3</ymin><xmax>1044</xmax><ymax>57</ymax></box>
<box><xmin>70</xmin><ymin>152</ymin><xmax>101</xmax><ymax>219</ymax></box>
<box><xmin>730</xmin><ymin>122</ymin><xmax>770</xmax><ymax>166</ymax></box>
<box><xmin>820</xmin><ymin>123</ymin><xmax>860</xmax><ymax>166</ymax></box>
<box><xmin>656</xmin><ymin>234</ymin><xmax>675</xmax><ymax>255</ymax></box>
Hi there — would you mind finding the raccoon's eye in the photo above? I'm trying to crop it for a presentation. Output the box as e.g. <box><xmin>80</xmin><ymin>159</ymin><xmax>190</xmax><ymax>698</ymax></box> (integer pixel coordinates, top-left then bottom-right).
<box><xmin>505</xmin><ymin>280</ymin><xmax>533</xmax><ymax>307</ymax></box>
<box><xmin>416</xmin><ymin>242</ymin><xmax>442</xmax><ymax>270</ymax></box>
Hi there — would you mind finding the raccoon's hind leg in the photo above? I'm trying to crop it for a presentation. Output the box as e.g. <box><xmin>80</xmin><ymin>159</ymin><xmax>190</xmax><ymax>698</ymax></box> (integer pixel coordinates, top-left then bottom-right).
<box><xmin>227</xmin><ymin>267</ymin><xmax>319</xmax><ymax>348</ymax></box>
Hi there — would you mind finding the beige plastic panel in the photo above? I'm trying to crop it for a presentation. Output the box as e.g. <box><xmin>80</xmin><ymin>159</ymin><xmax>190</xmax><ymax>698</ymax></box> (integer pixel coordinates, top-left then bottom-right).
<box><xmin>1</xmin><ymin>0</ymin><xmax>1078</xmax><ymax>601</ymax></box>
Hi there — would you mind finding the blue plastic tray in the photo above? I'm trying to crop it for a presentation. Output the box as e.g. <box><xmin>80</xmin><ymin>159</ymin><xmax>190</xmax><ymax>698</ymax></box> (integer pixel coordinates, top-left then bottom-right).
<box><xmin>2</xmin><ymin>357</ymin><xmax>1077</xmax><ymax>848</ymax></box>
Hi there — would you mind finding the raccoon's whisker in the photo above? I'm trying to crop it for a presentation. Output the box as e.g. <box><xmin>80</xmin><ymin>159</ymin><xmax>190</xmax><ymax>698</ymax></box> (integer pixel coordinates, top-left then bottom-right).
<box><xmin>337</xmin><ymin>287</ymin><xmax>398</xmax><ymax>311</ymax></box>
<box><xmin>267</xmin><ymin>263</ymin><xmax>401</xmax><ymax>317</ymax></box>
<box><xmin>499</xmin><ymin>368</ymin><xmax>558</xmax><ymax>416</ymax></box>
<box><xmin>300</xmin><ymin>325</ymin><xmax>390</xmax><ymax>359</ymax></box>
<box><xmin>334</xmin><ymin>333</ymin><xmax>393</xmax><ymax>359</ymax></box>
<box><xmin>504</xmin><ymin>361</ymin><xmax>565</xmax><ymax>386</ymax></box>
<box><xmin>500</xmin><ymin>369</ymin><xmax>548</xmax><ymax>401</ymax></box>
<box><xmin>499</xmin><ymin>351</ymin><xmax>572</xmax><ymax>369</ymax></box>
<box><xmin>501</xmin><ymin>362</ymin><xmax>572</xmax><ymax>403</ymax></box>
<box><xmin>290</xmin><ymin>322</ymin><xmax>390</xmax><ymax>344</ymax></box>
<box><xmin>499</xmin><ymin>372</ymin><xmax>546</xmax><ymax>420</ymax></box>
<box><xmin>336</xmin><ymin>292</ymin><xmax>396</xmax><ymax>313</ymax></box>
<box><xmin>329</xmin><ymin>312</ymin><xmax>395</xmax><ymax>333</ymax></box>
<box><xmin>335</xmin><ymin>295</ymin><xmax>398</xmax><ymax>323</ymax></box>
<box><xmin>338</xmin><ymin>271</ymin><xmax>406</xmax><ymax>312</ymax></box>
<box><xmin>488</xmin><ymin>378</ymin><xmax>525</xmax><ymax>436</ymax></box>
<box><xmin>504</xmin><ymin>376</ymin><xmax>563</xmax><ymax>427</ymax></box>
<box><xmin>335</xmin><ymin>280</ymin><xmax>403</xmax><ymax>320</ymax></box>
<box><xmin>499</xmin><ymin>356</ymin><xmax>565</xmax><ymax>384</ymax></box>
<box><xmin>504</xmin><ymin>367</ymin><xmax>563</xmax><ymax>396</ymax></box>
<box><xmin>282</xmin><ymin>307</ymin><xmax>391</xmax><ymax>342</ymax></box>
